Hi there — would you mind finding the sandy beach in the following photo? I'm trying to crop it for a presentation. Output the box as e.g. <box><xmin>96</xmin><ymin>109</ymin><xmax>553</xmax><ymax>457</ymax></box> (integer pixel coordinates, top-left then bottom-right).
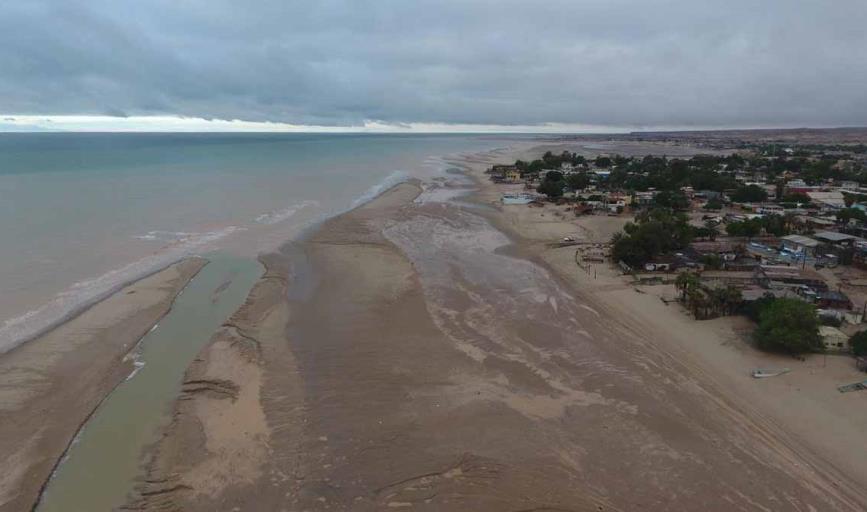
<box><xmin>124</xmin><ymin>144</ymin><xmax>867</xmax><ymax>511</ymax></box>
<box><xmin>465</xmin><ymin>147</ymin><xmax>867</xmax><ymax>495</ymax></box>
<box><xmin>0</xmin><ymin>258</ymin><xmax>207</xmax><ymax>512</ymax></box>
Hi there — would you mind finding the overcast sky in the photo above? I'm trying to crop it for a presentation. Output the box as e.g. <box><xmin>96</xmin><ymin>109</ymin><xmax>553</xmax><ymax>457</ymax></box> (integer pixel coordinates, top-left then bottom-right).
<box><xmin>1</xmin><ymin>0</ymin><xmax>865</xmax><ymax>131</ymax></box>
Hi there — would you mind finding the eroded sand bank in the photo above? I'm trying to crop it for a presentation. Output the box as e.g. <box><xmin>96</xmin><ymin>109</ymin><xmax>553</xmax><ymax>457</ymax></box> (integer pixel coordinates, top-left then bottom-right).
<box><xmin>0</xmin><ymin>257</ymin><xmax>207</xmax><ymax>512</ymax></box>
<box><xmin>126</xmin><ymin>162</ymin><xmax>866</xmax><ymax>511</ymax></box>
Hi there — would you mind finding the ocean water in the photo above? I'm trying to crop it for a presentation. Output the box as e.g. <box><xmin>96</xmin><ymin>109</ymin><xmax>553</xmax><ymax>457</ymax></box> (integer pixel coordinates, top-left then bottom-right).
<box><xmin>0</xmin><ymin>133</ymin><xmax>524</xmax><ymax>353</ymax></box>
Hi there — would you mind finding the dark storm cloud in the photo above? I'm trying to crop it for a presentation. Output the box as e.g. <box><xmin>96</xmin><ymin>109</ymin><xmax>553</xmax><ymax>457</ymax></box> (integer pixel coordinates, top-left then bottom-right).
<box><xmin>1</xmin><ymin>0</ymin><xmax>866</xmax><ymax>128</ymax></box>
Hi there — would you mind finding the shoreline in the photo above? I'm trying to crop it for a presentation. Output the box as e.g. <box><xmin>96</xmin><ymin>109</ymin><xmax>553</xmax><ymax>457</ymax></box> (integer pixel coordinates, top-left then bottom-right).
<box><xmin>0</xmin><ymin>257</ymin><xmax>208</xmax><ymax>512</ymax></box>
<box><xmin>126</xmin><ymin>141</ymin><xmax>867</xmax><ymax>510</ymax></box>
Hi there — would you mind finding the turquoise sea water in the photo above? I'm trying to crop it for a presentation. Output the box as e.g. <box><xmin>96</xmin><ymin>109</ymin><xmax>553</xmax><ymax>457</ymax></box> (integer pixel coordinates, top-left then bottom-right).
<box><xmin>0</xmin><ymin>133</ymin><xmax>522</xmax><ymax>352</ymax></box>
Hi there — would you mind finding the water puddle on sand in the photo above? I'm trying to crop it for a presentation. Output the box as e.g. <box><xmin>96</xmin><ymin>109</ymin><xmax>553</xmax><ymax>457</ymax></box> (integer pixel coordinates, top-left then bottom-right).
<box><xmin>37</xmin><ymin>252</ymin><xmax>261</xmax><ymax>512</ymax></box>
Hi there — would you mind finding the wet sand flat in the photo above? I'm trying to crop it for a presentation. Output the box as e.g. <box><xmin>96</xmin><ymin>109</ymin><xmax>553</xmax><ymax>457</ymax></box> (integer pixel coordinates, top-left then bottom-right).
<box><xmin>0</xmin><ymin>257</ymin><xmax>207</xmax><ymax>512</ymax></box>
<box><xmin>127</xmin><ymin>174</ymin><xmax>867</xmax><ymax>511</ymax></box>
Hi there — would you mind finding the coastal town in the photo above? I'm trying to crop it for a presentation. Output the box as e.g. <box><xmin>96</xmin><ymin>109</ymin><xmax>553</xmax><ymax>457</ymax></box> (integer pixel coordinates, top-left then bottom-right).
<box><xmin>487</xmin><ymin>141</ymin><xmax>867</xmax><ymax>384</ymax></box>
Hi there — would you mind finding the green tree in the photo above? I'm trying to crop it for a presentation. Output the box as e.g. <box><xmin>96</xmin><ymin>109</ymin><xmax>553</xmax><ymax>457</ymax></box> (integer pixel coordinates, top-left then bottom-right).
<box><xmin>675</xmin><ymin>272</ymin><xmax>700</xmax><ymax>300</ymax></box>
<box><xmin>782</xmin><ymin>192</ymin><xmax>811</xmax><ymax>204</ymax></box>
<box><xmin>754</xmin><ymin>298</ymin><xmax>822</xmax><ymax>354</ymax></box>
<box><xmin>611</xmin><ymin>209</ymin><xmax>694</xmax><ymax>266</ymax></box>
<box><xmin>850</xmin><ymin>331</ymin><xmax>867</xmax><ymax>356</ymax></box>
<box><xmin>545</xmin><ymin>170</ymin><xmax>564</xmax><ymax>182</ymax></box>
<box><xmin>730</xmin><ymin>185</ymin><xmax>768</xmax><ymax>203</ymax></box>
<box><xmin>536</xmin><ymin>178</ymin><xmax>565</xmax><ymax>199</ymax></box>
<box><xmin>565</xmin><ymin>172</ymin><xmax>590</xmax><ymax>191</ymax></box>
<box><xmin>703</xmin><ymin>219</ymin><xmax>719</xmax><ymax>241</ymax></box>
<box><xmin>594</xmin><ymin>156</ymin><xmax>612</xmax><ymax>168</ymax></box>
<box><xmin>836</xmin><ymin>207</ymin><xmax>867</xmax><ymax>224</ymax></box>
<box><xmin>654</xmin><ymin>190</ymin><xmax>690</xmax><ymax>210</ymax></box>
<box><xmin>704</xmin><ymin>197</ymin><xmax>723</xmax><ymax>210</ymax></box>
<box><xmin>726</xmin><ymin>219</ymin><xmax>761</xmax><ymax>238</ymax></box>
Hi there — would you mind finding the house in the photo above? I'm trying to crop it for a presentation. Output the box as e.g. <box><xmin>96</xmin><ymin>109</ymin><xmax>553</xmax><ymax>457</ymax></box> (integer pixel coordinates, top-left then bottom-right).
<box><xmin>753</xmin><ymin>265</ymin><xmax>827</xmax><ymax>290</ymax></box>
<box><xmin>690</xmin><ymin>241</ymin><xmax>741</xmax><ymax>262</ymax></box>
<box><xmin>696</xmin><ymin>190</ymin><xmax>723</xmax><ymax>200</ymax></box>
<box><xmin>813</xmin><ymin>231</ymin><xmax>860</xmax><ymax>247</ymax></box>
<box><xmin>853</xmin><ymin>243</ymin><xmax>867</xmax><ymax>270</ymax></box>
<box><xmin>797</xmin><ymin>215</ymin><xmax>836</xmax><ymax>230</ymax></box>
<box><xmin>780</xmin><ymin>234</ymin><xmax>821</xmax><ymax>256</ymax></box>
<box><xmin>819</xmin><ymin>326</ymin><xmax>849</xmax><ymax>352</ymax></box>
<box><xmin>814</xmin><ymin>290</ymin><xmax>853</xmax><ymax>310</ymax></box>
<box><xmin>633</xmin><ymin>190</ymin><xmax>657</xmax><ymax>207</ymax></box>
<box><xmin>505</xmin><ymin>168</ymin><xmax>522</xmax><ymax>183</ymax></box>
<box><xmin>501</xmin><ymin>193</ymin><xmax>535</xmax><ymax>205</ymax></box>
<box><xmin>785</xmin><ymin>179</ymin><xmax>817</xmax><ymax>195</ymax></box>
<box><xmin>699</xmin><ymin>271</ymin><xmax>755</xmax><ymax>287</ymax></box>
<box><xmin>807</xmin><ymin>191</ymin><xmax>846</xmax><ymax>211</ymax></box>
<box><xmin>489</xmin><ymin>164</ymin><xmax>518</xmax><ymax>183</ymax></box>
<box><xmin>839</xmin><ymin>180</ymin><xmax>859</xmax><ymax>190</ymax></box>
<box><xmin>740</xmin><ymin>286</ymin><xmax>799</xmax><ymax>303</ymax></box>
<box><xmin>756</xmin><ymin>203</ymin><xmax>784</xmax><ymax>215</ymax></box>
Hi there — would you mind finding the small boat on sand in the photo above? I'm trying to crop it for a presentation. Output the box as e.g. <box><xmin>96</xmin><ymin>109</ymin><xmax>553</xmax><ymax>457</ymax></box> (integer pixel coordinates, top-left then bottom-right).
<box><xmin>837</xmin><ymin>380</ymin><xmax>867</xmax><ymax>393</ymax></box>
<box><xmin>751</xmin><ymin>368</ymin><xmax>790</xmax><ymax>378</ymax></box>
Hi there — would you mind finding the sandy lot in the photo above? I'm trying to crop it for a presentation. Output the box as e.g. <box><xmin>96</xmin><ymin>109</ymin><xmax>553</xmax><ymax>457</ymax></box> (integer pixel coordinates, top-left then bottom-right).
<box><xmin>0</xmin><ymin>257</ymin><xmax>207</xmax><ymax>512</ymax></box>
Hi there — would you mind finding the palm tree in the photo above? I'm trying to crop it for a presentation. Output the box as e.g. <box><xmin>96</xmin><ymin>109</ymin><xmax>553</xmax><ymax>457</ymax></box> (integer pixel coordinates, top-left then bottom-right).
<box><xmin>703</xmin><ymin>219</ymin><xmax>719</xmax><ymax>241</ymax></box>
<box><xmin>675</xmin><ymin>272</ymin><xmax>700</xmax><ymax>301</ymax></box>
<box><xmin>722</xmin><ymin>286</ymin><xmax>743</xmax><ymax>315</ymax></box>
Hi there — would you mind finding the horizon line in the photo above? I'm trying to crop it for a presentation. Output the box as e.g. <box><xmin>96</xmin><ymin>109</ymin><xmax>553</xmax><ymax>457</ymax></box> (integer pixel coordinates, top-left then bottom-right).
<box><xmin>1</xmin><ymin>115</ymin><xmax>865</xmax><ymax>135</ymax></box>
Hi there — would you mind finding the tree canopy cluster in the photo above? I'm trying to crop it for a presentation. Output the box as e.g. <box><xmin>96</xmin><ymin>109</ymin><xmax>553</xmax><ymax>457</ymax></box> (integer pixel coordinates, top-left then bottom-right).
<box><xmin>515</xmin><ymin>150</ymin><xmax>586</xmax><ymax>175</ymax></box>
<box><xmin>836</xmin><ymin>207</ymin><xmax>867</xmax><ymax>224</ymax></box>
<box><xmin>725</xmin><ymin>214</ymin><xmax>792</xmax><ymax>238</ymax></box>
<box><xmin>753</xmin><ymin>298</ymin><xmax>822</xmax><ymax>354</ymax></box>
<box><xmin>653</xmin><ymin>190</ymin><xmax>690</xmax><ymax>210</ymax></box>
<box><xmin>730</xmin><ymin>184</ymin><xmax>768</xmax><ymax>203</ymax></box>
<box><xmin>611</xmin><ymin>209</ymin><xmax>693</xmax><ymax>267</ymax></box>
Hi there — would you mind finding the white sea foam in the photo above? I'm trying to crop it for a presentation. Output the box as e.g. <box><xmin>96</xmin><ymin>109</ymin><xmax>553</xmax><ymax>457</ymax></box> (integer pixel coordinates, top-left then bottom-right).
<box><xmin>0</xmin><ymin>225</ymin><xmax>243</xmax><ymax>354</ymax></box>
<box><xmin>350</xmin><ymin>170</ymin><xmax>410</xmax><ymax>208</ymax></box>
<box><xmin>134</xmin><ymin>231</ymin><xmax>198</xmax><ymax>242</ymax></box>
<box><xmin>254</xmin><ymin>199</ymin><xmax>319</xmax><ymax>225</ymax></box>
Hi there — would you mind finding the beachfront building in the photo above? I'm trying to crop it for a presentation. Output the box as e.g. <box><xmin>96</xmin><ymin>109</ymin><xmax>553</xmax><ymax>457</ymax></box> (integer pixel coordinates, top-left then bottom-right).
<box><xmin>505</xmin><ymin>168</ymin><xmax>522</xmax><ymax>183</ymax></box>
<box><xmin>819</xmin><ymin>326</ymin><xmax>850</xmax><ymax>352</ymax></box>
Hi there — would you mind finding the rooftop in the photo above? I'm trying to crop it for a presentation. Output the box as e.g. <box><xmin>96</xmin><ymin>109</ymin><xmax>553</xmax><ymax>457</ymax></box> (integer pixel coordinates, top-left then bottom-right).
<box><xmin>781</xmin><ymin>234</ymin><xmax>821</xmax><ymax>248</ymax></box>
<box><xmin>813</xmin><ymin>231</ymin><xmax>858</xmax><ymax>243</ymax></box>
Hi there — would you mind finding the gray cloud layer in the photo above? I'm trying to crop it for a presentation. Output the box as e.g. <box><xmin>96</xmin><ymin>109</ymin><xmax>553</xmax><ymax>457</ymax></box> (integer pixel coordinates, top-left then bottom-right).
<box><xmin>1</xmin><ymin>0</ymin><xmax>866</xmax><ymax>128</ymax></box>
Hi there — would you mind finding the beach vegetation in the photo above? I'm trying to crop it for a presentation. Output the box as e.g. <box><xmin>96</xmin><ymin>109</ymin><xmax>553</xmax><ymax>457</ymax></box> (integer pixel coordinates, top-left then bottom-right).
<box><xmin>537</xmin><ymin>175</ymin><xmax>566</xmax><ymax>199</ymax></box>
<box><xmin>676</xmin><ymin>272</ymin><xmax>742</xmax><ymax>319</ymax></box>
<box><xmin>611</xmin><ymin>209</ymin><xmax>693</xmax><ymax>266</ymax></box>
<box><xmin>754</xmin><ymin>298</ymin><xmax>822</xmax><ymax>354</ymax></box>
